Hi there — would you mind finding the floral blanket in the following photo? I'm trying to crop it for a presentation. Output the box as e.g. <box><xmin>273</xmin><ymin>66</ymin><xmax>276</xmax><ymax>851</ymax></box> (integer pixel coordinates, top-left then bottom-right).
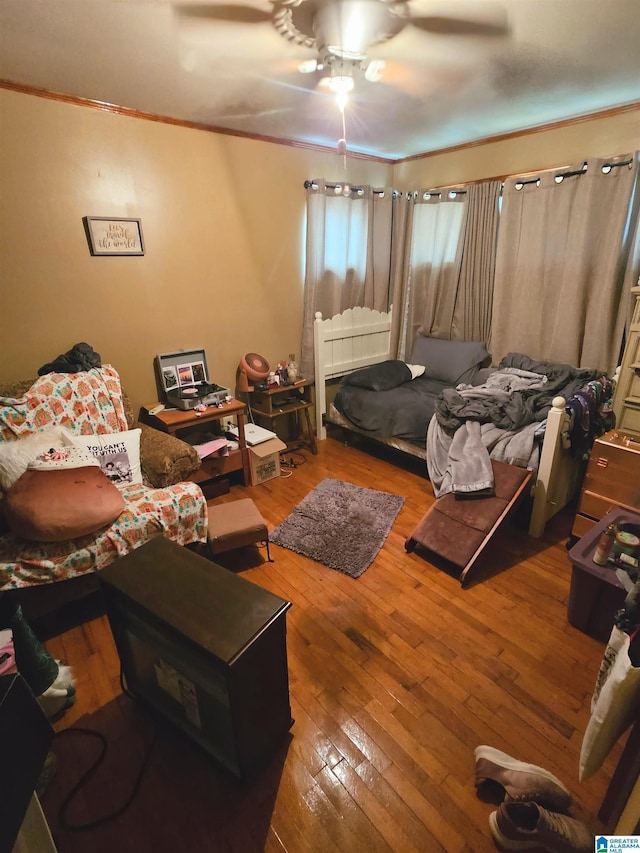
<box><xmin>0</xmin><ymin>366</ymin><xmax>128</xmax><ymax>440</ymax></box>
<box><xmin>0</xmin><ymin>367</ymin><xmax>208</xmax><ymax>589</ymax></box>
<box><xmin>0</xmin><ymin>482</ymin><xmax>209</xmax><ymax>589</ymax></box>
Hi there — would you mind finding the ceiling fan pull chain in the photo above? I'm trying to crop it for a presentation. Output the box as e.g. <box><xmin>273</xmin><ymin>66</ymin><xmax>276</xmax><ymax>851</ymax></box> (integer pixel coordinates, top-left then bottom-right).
<box><xmin>338</xmin><ymin>107</ymin><xmax>348</xmax><ymax>168</ymax></box>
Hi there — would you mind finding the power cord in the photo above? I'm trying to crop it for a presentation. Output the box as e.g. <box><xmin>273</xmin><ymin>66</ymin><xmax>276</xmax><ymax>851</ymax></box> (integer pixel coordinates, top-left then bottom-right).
<box><xmin>52</xmin><ymin>669</ymin><xmax>157</xmax><ymax>832</ymax></box>
<box><xmin>279</xmin><ymin>451</ymin><xmax>307</xmax><ymax>469</ymax></box>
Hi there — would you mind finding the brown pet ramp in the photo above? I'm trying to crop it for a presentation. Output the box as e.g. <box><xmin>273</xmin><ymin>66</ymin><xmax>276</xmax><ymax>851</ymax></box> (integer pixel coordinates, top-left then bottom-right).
<box><xmin>405</xmin><ymin>460</ymin><xmax>532</xmax><ymax>585</ymax></box>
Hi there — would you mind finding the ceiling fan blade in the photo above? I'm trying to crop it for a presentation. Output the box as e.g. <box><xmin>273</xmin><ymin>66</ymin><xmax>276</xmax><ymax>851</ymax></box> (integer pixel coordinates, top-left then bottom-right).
<box><xmin>409</xmin><ymin>12</ymin><xmax>508</xmax><ymax>38</ymax></box>
<box><xmin>177</xmin><ymin>4</ymin><xmax>272</xmax><ymax>24</ymax></box>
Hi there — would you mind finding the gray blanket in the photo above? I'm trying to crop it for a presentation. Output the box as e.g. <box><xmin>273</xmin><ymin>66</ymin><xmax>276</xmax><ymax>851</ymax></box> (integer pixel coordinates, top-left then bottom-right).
<box><xmin>435</xmin><ymin>353</ymin><xmax>596</xmax><ymax>432</ymax></box>
<box><xmin>427</xmin><ymin>416</ymin><xmax>540</xmax><ymax>498</ymax></box>
<box><xmin>427</xmin><ymin>353</ymin><xmax>595</xmax><ymax>498</ymax></box>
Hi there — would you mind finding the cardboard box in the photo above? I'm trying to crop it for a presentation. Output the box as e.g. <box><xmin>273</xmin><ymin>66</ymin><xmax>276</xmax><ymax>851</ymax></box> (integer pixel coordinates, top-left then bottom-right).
<box><xmin>249</xmin><ymin>438</ymin><xmax>286</xmax><ymax>485</ymax></box>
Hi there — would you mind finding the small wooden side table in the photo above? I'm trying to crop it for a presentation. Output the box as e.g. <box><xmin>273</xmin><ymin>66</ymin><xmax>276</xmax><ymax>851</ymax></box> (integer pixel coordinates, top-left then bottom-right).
<box><xmin>249</xmin><ymin>380</ymin><xmax>317</xmax><ymax>455</ymax></box>
<box><xmin>140</xmin><ymin>398</ymin><xmax>250</xmax><ymax>487</ymax></box>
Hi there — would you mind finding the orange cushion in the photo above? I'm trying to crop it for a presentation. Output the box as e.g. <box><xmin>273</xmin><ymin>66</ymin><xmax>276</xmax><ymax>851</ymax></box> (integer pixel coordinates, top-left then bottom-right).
<box><xmin>3</xmin><ymin>467</ymin><xmax>126</xmax><ymax>542</ymax></box>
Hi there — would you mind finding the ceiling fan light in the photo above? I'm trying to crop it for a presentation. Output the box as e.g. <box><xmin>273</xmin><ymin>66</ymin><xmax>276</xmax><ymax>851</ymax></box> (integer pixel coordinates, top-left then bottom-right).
<box><xmin>327</xmin><ymin>74</ymin><xmax>354</xmax><ymax>94</ymax></box>
<box><xmin>298</xmin><ymin>59</ymin><xmax>319</xmax><ymax>73</ymax></box>
<box><xmin>326</xmin><ymin>46</ymin><xmax>366</xmax><ymax>62</ymax></box>
<box><xmin>364</xmin><ymin>59</ymin><xmax>385</xmax><ymax>82</ymax></box>
<box><xmin>336</xmin><ymin>90</ymin><xmax>348</xmax><ymax>112</ymax></box>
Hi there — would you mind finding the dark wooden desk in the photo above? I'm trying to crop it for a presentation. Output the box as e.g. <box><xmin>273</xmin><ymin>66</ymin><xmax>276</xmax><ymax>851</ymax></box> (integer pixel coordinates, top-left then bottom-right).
<box><xmin>99</xmin><ymin>536</ymin><xmax>293</xmax><ymax>780</ymax></box>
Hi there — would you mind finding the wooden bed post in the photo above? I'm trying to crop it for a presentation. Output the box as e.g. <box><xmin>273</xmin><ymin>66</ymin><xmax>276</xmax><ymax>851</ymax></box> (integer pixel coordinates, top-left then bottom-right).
<box><xmin>528</xmin><ymin>396</ymin><xmax>574</xmax><ymax>537</ymax></box>
<box><xmin>314</xmin><ymin>311</ymin><xmax>328</xmax><ymax>440</ymax></box>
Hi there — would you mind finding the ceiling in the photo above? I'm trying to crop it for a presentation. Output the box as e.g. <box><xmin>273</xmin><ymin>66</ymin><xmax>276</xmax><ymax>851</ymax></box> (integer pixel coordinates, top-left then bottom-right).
<box><xmin>2</xmin><ymin>0</ymin><xmax>640</xmax><ymax>160</ymax></box>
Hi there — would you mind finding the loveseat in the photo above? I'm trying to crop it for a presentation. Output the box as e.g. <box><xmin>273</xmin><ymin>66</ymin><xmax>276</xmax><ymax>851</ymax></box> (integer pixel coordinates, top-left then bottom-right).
<box><xmin>0</xmin><ymin>366</ymin><xmax>208</xmax><ymax>595</ymax></box>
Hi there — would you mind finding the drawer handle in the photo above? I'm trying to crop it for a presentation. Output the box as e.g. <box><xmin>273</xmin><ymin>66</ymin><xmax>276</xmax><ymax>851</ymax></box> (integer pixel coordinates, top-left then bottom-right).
<box><xmin>596</xmin><ymin>458</ymin><xmax>609</xmax><ymax>468</ymax></box>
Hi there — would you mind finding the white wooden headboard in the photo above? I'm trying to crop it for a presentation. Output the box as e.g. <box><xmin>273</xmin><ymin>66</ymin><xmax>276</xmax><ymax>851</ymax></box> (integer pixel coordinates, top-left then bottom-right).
<box><xmin>313</xmin><ymin>307</ymin><xmax>392</xmax><ymax>440</ymax></box>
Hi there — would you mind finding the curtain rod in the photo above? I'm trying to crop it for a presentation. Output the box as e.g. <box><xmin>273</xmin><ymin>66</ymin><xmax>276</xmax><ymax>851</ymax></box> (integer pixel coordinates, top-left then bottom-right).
<box><xmin>511</xmin><ymin>158</ymin><xmax>633</xmax><ymax>189</ymax></box>
<box><xmin>306</xmin><ymin>155</ymin><xmax>633</xmax><ymax>198</ymax></box>
<box><xmin>412</xmin><ymin>189</ymin><xmax>467</xmax><ymax>199</ymax></box>
<box><xmin>304</xmin><ymin>180</ymin><xmax>401</xmax><ymax>198</ymax></box>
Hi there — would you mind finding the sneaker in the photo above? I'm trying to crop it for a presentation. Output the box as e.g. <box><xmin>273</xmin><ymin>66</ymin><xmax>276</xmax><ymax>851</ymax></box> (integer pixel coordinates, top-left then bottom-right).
<box><xmin>489</xmin><ymin>802</ymin><xmax>592</xmax><ymax>853</ymax></box>
<box><xmin>475</xmin><ymin>745</ymin><xmax>572</xmax><ymax>813</ymax></box>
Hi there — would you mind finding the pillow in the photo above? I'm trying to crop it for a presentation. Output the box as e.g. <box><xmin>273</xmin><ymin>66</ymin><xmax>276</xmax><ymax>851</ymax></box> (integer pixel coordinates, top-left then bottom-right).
<box><xmin>3</xmin><ymin>467</ymin><xmax>126</xmax><ymax>542</ymax></box>
<box><xmin>0</xmin><ymin>426</ymin><xmax>75</xmax><ymax>492</ymax></box>
<box><xmin>69</xmin><ymin>428</ymin><xmax>142</xmax><ymax>489</ymax></box>
<box><xmin>406</xmin><ymin>363</ymin><xmax>426</xmax><ymax>380</ymax></box>
<box><xmin>409</xmin><ymin>337</ymin><xmax>490</xmax><ymax>385</ymax></box>
<box><xmin>28</xmin><ymin>446</ymin><xmax>100</xmax><ymax>471</ymax></box>
<box><xmin>341</xmin><ymin>360</ymin><xmax>412</xmax><ymax>392</ymax></box>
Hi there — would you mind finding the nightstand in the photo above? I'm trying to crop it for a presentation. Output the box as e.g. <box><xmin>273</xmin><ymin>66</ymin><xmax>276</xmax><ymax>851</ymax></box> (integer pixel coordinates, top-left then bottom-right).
<box><xmin>249</xmin><ymin>380</ymin><xmax>317</xmax><ymax>455</ymax></box>
<box><xmin>571</xmin><ymin>429</ymin><xmax>640</xmax><ymax>539</ymax></box>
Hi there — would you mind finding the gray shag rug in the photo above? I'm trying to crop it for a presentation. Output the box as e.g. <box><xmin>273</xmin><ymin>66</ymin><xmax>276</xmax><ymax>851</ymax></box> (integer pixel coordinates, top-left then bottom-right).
<box><xmin>269</xmin><ymin>478</ymin><xmax>405</xmax><ymax>578</ymax></box>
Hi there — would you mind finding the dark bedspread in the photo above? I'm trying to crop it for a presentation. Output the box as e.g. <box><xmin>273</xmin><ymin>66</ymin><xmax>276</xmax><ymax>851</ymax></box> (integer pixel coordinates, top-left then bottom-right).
<box><xmin>333</xmin><ymin>376</ymin><xmax>448</xmax><ymax>443</ymax></box>
<box><xmin>333</xmin><ymin>352</ymin><xmax>601</xmax><ymax>445</ymax></box>
<box><xmin>435</xmin><ymin>353</ymin><xmax>597</xmax><ymax>432</ymax></box>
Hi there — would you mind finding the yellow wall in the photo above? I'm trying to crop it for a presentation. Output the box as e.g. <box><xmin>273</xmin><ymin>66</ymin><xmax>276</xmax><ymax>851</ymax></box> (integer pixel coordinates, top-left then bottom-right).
<box><xmin>394</xmin><ymin>109</ymin><xmax>640</xmax><ymax>189</ymax></box>
<box><xmin>2</xmin><ymin>86</ymin><xmax>640</xmax><ymax>415</ymax></box>
<box><xmin>0</xmin><ymin>88</ymin><xmax>392</xmax><ymax>413</ymax></box>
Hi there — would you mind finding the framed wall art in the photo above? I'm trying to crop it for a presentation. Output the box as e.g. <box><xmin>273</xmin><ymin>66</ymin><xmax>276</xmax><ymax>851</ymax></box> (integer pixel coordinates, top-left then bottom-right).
<box><xmin>83</xmin><ymin>217</ymin><xmax>145</xmax><ymax>256</ymax></box>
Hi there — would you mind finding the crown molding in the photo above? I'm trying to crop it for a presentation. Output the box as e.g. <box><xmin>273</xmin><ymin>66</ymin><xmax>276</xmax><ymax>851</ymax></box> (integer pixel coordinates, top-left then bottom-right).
<box><xmin>2</xmin><ymin>78</ymin><xmax>640</xmax><ymax>165</ymax></box>
<box><xmin>0</xmin><ymin>79</ymin><xmax>391</xmax><ymax>164</ymax></box>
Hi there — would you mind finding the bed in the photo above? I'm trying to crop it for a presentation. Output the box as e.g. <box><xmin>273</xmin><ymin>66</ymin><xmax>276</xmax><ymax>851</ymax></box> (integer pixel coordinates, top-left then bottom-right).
<box><xmin>313</xmin><ymin>307</ymin><xmax>616</xmax><ymax>538</ymax></box>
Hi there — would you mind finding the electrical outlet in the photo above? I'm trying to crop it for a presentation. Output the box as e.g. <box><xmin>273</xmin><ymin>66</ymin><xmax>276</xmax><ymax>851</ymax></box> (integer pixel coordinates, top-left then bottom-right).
<box><xmin>222</xmin><ymin>416</ymin><xmax>234</xmax><ymax>431</ymax></box>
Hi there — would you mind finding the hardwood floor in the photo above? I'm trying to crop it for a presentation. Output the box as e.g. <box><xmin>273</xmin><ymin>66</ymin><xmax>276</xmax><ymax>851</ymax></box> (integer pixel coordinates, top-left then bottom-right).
<box><xmin>41</xmin><ymin>435</ymin><xmax>624</xmax><ymax>852</ymax></box>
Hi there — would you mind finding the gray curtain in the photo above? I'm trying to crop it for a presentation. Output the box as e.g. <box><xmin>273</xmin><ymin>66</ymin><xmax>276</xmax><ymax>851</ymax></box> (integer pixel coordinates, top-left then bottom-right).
<box><xmin>490</xmin><ymin>155</ymin><xmax>638</xmax><ymax>373</ymax></box>
<box><xmin>452</xmin><ymin>180</ymin><xmax>501</xmax><ymax>343</ymax></box>
<box><xmin>300</xmin><ymin>179</ymin><xmax>395</xmax><ymax>378</ymax></box>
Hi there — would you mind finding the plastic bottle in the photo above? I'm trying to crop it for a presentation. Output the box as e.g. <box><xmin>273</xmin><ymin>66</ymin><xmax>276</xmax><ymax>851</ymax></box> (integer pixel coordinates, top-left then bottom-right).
<box><xmin>593</xmin><ymin>522</ymin><xmax>617</xmax><ymax>566</ymax></box>
<box><xmin>287</xmin><ymin>353</ymin><xmax>299</xmax><ymax>383</ymax></box>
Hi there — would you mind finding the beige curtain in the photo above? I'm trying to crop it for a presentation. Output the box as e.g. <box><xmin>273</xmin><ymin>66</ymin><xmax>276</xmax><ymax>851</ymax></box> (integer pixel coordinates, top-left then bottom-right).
<box><xmin>388</xmin><ymin>193</ymin><xmax>413</xmax><ymax>358</ymax></box>
<box><xmin>300</xmin><ymin>180</ymin><xmax>395</xmax><ymax>378</ymax></box>
<box><xmin>490</xmin><ymin>155</ymin><xmax>638</xmax><ymax>373</ymax></box>
<box><xmin>452</xmin><ymin>180</ymin><xmax>501</xmax><ymax>342</ymax></box>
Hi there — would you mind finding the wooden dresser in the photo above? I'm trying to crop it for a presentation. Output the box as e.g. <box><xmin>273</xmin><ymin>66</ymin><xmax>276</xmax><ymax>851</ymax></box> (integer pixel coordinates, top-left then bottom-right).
<box><xmin>572</xmin><ymin>429</ymin><xmax>640</xmax><ymax>539</ymax></box>
<box><xmin>612</xmin><ymin>285</ymin><xmax>640</xmax><ymax>437</ymax></box>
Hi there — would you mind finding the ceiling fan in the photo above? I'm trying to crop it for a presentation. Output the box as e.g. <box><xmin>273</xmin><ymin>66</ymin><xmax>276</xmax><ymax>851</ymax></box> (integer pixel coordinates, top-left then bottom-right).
<box><xmin>176</xmin><ymin>0</ymin><xmax>509</xmax><ymax>96</ymax></box>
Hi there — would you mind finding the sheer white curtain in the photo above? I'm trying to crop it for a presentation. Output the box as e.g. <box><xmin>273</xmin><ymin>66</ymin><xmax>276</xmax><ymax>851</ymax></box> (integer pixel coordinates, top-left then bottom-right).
<box><xmin>300</xmin><ymin>179</ymin><xmax>395</xmax><ymax>377</ymax></box>
<box><xmin>490</xmin><ymin>154</ymin><xmax>639</xmax><ymax>373</ymax></box>
<box><xmin>390</xmin><ymin>182</ymin><xmax>501</xmax><ymax>357</ymax></box>
<box><xmin>400</xmin><ymin>190</ymin><xmax>467</xmax><ymax>352</ymax></box>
